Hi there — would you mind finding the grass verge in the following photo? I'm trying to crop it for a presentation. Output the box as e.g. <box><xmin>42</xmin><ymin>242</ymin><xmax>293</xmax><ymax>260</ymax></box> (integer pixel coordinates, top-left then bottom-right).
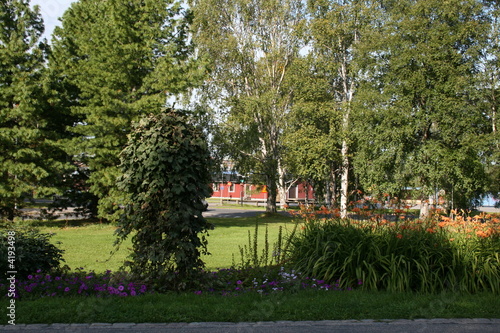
<box><xmin>1</xmin><ymin>290</ymin><xmax>498</xmax><ymax>324</ymax></box>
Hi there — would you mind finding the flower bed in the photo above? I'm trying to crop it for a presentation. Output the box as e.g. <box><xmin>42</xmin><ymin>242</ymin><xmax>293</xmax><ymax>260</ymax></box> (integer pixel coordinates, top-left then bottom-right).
<box><xmin>1</xmin><ymin>269</ymin><xmax>148</xmax><ymax>299</ymax></box>
<box><xmin>287</xmin><ymin>205</ymin><xmax>500</xmax><ymax>293</ymax></box>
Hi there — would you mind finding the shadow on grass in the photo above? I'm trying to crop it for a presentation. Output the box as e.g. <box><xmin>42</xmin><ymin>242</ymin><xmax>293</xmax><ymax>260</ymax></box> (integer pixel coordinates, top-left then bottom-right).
<box><xmin>207</xmin><ymin>214</ymin><xmax>296</xmax><ymax>228</ymax></box>
<box><xmin>20</xmin><ymin>218</ymin><xmax>107</xmax><ymax>229</ymax></box>
<box><xmin>18</xmin><ymin>214</ymin><xmax>296</xmax><ymax>230</ymax></box>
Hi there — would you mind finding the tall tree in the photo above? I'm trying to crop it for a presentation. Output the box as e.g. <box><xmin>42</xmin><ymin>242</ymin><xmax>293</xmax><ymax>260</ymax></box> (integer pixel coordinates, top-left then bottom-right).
<box><xmin>299</xmin><ymin>0</ymin><xmax>373</xmax><ymax>216</ymax></box>
<box><xmin>191</xmin><ymin>0</ymin><xmax>306</xmax><ymax>212</ymax></box>
<box><xmin>478</xmin><ymin>0</ymin><xmax>500</xmax><ymax>205</ymax></box>
<box><xmin>50</xmin><ymin>0</ymin><xmax>199</xmax><ymax>220</ymax></box>
<box><xmin>283</xmin><ymin>55</ymin><xmax>341</xmax><ymax>206</ymax></box>
<box><xmin>353</xmin><ymin>0</ymin><xmax>490</xmax><ymax>215</ymax></box>
<box><xmin>0</xmin><ymin>0</ymin><xmax>70</xmax><ymax>220</ymax></box>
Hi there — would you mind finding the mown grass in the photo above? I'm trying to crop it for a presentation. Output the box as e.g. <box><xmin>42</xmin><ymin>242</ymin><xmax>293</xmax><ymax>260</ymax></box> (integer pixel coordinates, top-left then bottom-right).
<box><xmin>28</xmin><ymin>214</ymin><xmax>296</xmax><ymax>272</ymax></box>
<box><xmin>2</xmin><ymin>290</ymin><xmax>499</xmax><ymax>324</ymax></box>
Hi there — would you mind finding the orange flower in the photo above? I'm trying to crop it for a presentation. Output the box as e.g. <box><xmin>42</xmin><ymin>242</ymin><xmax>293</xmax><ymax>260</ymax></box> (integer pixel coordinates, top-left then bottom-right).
<box><xmin>396</xmin><ymin>234</ymin><xmax>403</xmax><ymax>239</ymax></box>
<box><xmin>476</xmin><ymin>230</ymin><xmax>488</xmax><ymax>238</ymax></box>
<box><xmin>426</xmin><ymin>228</ymin><xmax>436</xmax><ymax>233</ymax></box>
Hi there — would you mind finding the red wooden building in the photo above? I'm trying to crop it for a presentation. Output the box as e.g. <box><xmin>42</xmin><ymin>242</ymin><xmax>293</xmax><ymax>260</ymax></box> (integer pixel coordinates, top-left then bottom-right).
<box><xmin>211</xmin><ymin>181</ymin><xmax>315</xmax><ymax>204</ymax></box>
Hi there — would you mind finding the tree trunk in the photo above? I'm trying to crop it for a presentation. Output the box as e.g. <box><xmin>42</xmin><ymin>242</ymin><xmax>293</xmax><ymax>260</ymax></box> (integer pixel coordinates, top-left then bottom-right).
<box><xmin>278</xmin><ymin>160</ymin><xmax>288</xmax><ymax>209</ymax></box>
<box><xmin>266</xmin><ymin>176</ymin><xmax>277</xmax><ymax>213</ymax></box>
<box><xmin>419</xmin><ymin>201</ymin><xmax>429</xmax><ymax>219</ymax></box>
<box><xmin>340</xmin><ymin>137</ymin><xmax>349</xmax><ymax>219</ymax></box>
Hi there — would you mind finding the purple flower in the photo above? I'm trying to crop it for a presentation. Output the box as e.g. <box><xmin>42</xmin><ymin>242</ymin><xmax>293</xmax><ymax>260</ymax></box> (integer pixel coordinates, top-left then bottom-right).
<box><xmin>64</xmin><ymin>287</ymin><xmax>70</xmax><ymax>292</ymax></box>
<box><xmin>118</xmin><ymin>285</ymin><xmax>125</xmax><ymax>291</ymax></box>
<box><xmin>130</xmin><ymin>290</ymin><xmax>137</xmax><ymax>296</ymax></box>
<box><xmin>194</xmin><ymin>291</ymin><xmax>202</xmax><ymax>295</ymax></box>
<box><xmin>27</xmin><ymin>275</ymin><xmax>33</xmax><ymax>280</ymax></box>
<box><xmin>236</xmin><ymin>280</ymin><xmax>243</xmax><ymax>285</ymax></box>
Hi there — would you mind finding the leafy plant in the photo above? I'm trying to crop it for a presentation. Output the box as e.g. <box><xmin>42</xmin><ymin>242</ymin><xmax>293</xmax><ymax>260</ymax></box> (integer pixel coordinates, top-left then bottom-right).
<box><xmin>287</xmin><ymin>210</ymin><xmax>500</xmax><ymax>293</ymax></box>
<box><xmin>115</xmin><ymin>110</ymin><xmax>214</xmax><ymax>290</ymax></box>
<box><xmin>232</xmin><ymin>220</ymin><xmax>298</xmax><ymax>270</ymax></box>
<box><xmin>0</xmin><ymin>227</ymin><xmax>65</xmax><ymax>279</ymax></box>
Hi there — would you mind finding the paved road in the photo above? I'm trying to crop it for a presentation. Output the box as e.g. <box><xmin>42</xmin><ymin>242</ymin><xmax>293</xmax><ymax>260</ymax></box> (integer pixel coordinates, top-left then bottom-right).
<box><xmin>1</xmin><ymin>319</ymin><xmax>499</xmax><ymax>332</ymax></box>
<box><xmin>204</xmin><ymin>207</ymin><xmax>270</xmax><ymax>218</ymax></box>
<box><xmin>19</xmin><ymin>200</ymin><xmax>499</xmax><ymax>221</ymax></box>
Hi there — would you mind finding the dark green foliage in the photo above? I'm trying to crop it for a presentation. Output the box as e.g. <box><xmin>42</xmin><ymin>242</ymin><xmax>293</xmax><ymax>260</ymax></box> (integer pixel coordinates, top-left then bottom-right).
<box><xmin>50</xmin><ymin>0</ymin><xmax>200</xmax><ymax>220</ymax></box>
<box><xmin>353</xmin><ymin>0</ymin><xmax>490</xmax><ymax>209</ymax></box>
<box><xmin>0</xmin><ymin>228</ymin><xmax>65</xmax><ymax>279</ymax></box>
<box><xmin>0</xmin><ymin>0</ymin><xmax>72</xmax><ymax>220</ymax></box>
<box><xmin>287</xmin><ymin>218</ymin><xmax>500</xmax><ymax>293</ymax></box>
<box><xmin>115</xmin><ymin>110</ymin><xmax>214</xmax><ymax>290</ymax></box>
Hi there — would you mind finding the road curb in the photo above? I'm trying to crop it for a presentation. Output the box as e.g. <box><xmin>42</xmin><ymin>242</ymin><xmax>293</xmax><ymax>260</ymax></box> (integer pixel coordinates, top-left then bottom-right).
<box><xmin>1</xmin><ymin>319</ymin><xmax>500</xmax><ymax>332</ymax></box>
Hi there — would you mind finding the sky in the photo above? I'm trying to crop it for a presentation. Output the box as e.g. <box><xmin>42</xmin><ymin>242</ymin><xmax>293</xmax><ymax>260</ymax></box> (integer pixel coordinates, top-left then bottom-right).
<box><xmin>30</xmin><ymin>0</ymin><xmax>75</xmax><ymax>41</ymax></box>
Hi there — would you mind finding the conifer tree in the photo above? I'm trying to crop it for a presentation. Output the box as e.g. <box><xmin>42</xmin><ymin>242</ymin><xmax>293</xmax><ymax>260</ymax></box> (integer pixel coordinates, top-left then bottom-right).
<box><xmin>0</xmin><ymin>0</ymin><xmax>70</xmax><ymax>220</ymax></box>
<box><xmin>50</xmin><ymin>0</ymin><xmax>200</xmax><ymax>220</ymax></box>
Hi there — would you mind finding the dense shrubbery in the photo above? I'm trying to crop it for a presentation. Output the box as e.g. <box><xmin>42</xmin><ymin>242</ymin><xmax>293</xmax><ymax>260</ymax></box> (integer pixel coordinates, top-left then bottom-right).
<box><xmin>287</xmin><ymin>206</ymin><xmax>500</xmax><ymax>294</ymax></box>
<box><xmin>115</xmin><ymin>110</ymin><xmax>214</xmax><ymax>291</ymax></box>
<box><xmin>0</xmin><ymin>227</ymin><xmax>65</xmax><ymax>279</ymax></box>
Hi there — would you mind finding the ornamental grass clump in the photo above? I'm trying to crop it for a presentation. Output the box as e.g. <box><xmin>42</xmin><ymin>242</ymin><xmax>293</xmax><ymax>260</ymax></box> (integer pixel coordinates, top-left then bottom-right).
<box><xmin>287</xmin><ymin>207</ymin><xmax>500</xmax><ymax>294</ymax></box>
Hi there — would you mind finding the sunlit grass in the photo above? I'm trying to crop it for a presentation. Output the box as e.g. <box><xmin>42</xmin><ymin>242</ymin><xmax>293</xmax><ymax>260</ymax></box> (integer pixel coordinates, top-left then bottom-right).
<box><xmin>34</xmin><ymin>215</ymin><xmax>297</xmax><ymax>272</ymax></box>
<box><xmin>2</xmin><ymin>290</ymin><xmax>499</xmax><ymax>324</ymax></box>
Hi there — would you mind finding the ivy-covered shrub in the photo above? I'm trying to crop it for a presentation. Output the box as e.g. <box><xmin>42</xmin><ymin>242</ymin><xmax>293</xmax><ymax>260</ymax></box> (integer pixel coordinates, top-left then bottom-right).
<box><xmin>115</xmin><ymin>109</ymin><xmax>214</xmax><ymax>290</ymax></box>
<box><xmin>0</xmin><ymin>228</ymin><xmax>65</xmax><ymax>279</ymax></box>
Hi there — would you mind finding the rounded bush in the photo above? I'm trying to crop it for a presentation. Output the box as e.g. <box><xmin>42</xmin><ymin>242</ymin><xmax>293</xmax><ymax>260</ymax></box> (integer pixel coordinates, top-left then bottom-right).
<box><xmin>0</xmin><ymin>228</ymin><xmax>65</xmax><ymax>279</ymax></box>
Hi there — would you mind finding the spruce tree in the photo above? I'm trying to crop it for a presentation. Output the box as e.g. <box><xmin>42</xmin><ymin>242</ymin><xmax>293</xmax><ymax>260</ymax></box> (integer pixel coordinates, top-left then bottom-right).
<box><xmin>0</xmin><ymin>0</ymin><xmax>70</xmax><ymax>220</ymax></box>
<box><xmin>50</xmin><ymin>0</ymin><xmax>200</xmax><ymax>220</ymax></box>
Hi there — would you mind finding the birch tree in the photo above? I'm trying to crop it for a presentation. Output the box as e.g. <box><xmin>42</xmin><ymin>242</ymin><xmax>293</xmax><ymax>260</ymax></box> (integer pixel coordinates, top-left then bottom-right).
<box><xmin>479</xmin><ymin>0</ymin><xmax>500</xmax><ymax>204</ymax></box>
<box><xmin>191</xmin><ymin>0</ymin><xmax>306</xmax><ymax>212</ymax></box>
<box><xmin>300</xmin><ymin>0</ymin><xmax>373</xmax><ymax>216</ymax></box>
<box><xmin>354</xmin><ymin>0</ymin><xmax>490</xmax><ymax>214</ymax></box>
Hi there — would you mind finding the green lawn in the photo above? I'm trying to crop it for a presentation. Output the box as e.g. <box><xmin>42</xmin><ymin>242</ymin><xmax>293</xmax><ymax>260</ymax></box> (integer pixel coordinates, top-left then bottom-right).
<box><xmin>34</xmin><ymin>215</ymin><xmax>297</xmax><ymax>272</ymax></box>
<box><xmin>3</xmin><ymin>290</ymin><xmax>499</xmax><ymax>324</ymax></box>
